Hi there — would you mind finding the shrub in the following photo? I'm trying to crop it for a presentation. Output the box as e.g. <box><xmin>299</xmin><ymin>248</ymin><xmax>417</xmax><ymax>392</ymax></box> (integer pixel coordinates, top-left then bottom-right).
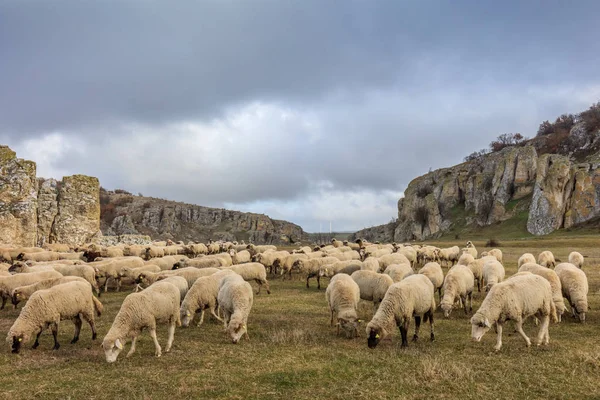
<box><xmin>464</xmin><ymin>149</ymin><xmax>489</xmax><ymax>162</ymax></box>
<box><xmin>114</xmin><ymin>189</ymin><xmax>132</xmax><ymax>195</ymax></box>
<box><xmin>536</xmin><ymin>114</ymin><xmax>575</xmax><ymax>137</ymax></box>
<box><xmin>101</xmin><ymin>203</ymin><xmax>117</xmax><ymax>224</ymax></box>
<box><xmin>485</xmin><ymin>238</ymin><xmax>501</xmax><ymax>247</ymax></box>
<box><xmin>113</xmin><ymin>196</ymin><xmax>134</xmax><ymax>207</ymax></box>
<box><xmin>579</xmin><ymin>102</ymin><xmax>600</xmax><ymax>133</ymax></box>
<box><xmin>489</xmin><ymin>133</ymin><xmax>527</xmax><ymax>152</ymax></box>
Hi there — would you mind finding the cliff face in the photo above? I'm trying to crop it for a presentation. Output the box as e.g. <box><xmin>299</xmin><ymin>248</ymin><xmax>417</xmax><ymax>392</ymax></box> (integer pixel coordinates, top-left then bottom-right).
<box><xmin>0</xmin><ymin>146</ymin><xmax>102</xmax><ymax>247</ymax></box>
<box><xmin>353</xmin><ymin>121</ymin><xmax>600</xmax><ymax>242</ymax></box>
<box><xmin>101</xmin><ymin>192</ymin><xmax>307</xmax><ymax>245</ymax></box>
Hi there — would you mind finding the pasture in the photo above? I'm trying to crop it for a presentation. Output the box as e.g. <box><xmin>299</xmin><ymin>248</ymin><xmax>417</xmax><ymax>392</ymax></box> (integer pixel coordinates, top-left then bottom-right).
<box><xmin>1</xmin><ymin>237</ymin><xmax>600</xmax><ymax>399</ymax></box>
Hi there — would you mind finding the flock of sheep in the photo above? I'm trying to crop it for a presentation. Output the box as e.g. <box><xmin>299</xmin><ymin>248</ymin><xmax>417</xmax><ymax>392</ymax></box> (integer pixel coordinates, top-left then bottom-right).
<box><xmin>0</xmin><ymin>237</ymin><xmax>590</xmax><ymax>362</ymax></box>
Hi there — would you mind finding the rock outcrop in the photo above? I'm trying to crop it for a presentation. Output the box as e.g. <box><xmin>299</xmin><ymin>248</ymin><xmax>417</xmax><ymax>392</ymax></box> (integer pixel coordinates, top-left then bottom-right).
<box><xmin>100</xmin><ymin>192</ymin><xmax>307</xmax><ymax>245</ymax></box>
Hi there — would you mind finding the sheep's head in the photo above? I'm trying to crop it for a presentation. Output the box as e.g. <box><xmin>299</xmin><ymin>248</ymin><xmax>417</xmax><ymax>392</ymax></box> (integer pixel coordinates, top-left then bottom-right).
<box><xmin>574</xmin><ymin>300</ymin><xmax>588</xmax><ymax>323</ymax></box>
<box><xmin>7</xmin><ymin>332</ymin><xmax>29</xmax><ymax>354</ymax></box>
<box><xmin>172</xmin><ymin>262</ymin><xmax>182</xmax><ymax>270</ymax></box>
<box><xmin>136</xmin><ymin>273</ymin><xmax>148</xmax><ymax>285</ymax></box>
<box><xmin>228</xmin><ymin>249</ymin><xmax>236</xmax><ymax>256</ymax></box>
<box><xmin>11</xmin><ymin>289</ymin><xmax>24</xmax><ymax>306</ymax></box>
<box><xmin>102</xmin><ymin>338</ymin><xmax>124</xmax><ymax>363</ymax></box>
<box><xmin>466</xmin><ymin>241</ymin><xmax>474</xmax><ymax>248</ymax></box>
<box><xmin>470</xmin><ymin>315</ymin><xmax>491</xmax><ymax>342</ymax></box>
<box><xmin>180</xmin><ymin>307</ymin><xmax>194</xmax><ymax>328</ymax></box>
<box><xmin>8</xmin><ymin>262</ymin><xmax>25</xmax><ymax>273</ymax></box>
<box><xmin>252</xmin><ymin>253</ymin><xmax>262</xmax><ymax>263</ymax></box>
<box><xmin>366</xmin><ymin>325</ymin><xmax>385</xmax><ymax>348</ymax></box>
<box><xmin>227</xmin><ymin>321</ymin><xmax>247</xmax><ymax>344</ymax></box>
<box><xmin>440</xmin><ymin>300</ymin><xmax>453</xmax><ymax>318</ymax></box>
<box><xmin>292</xmin><ymin>259</ymin><xmax>303</xmax><ymax>271</ymax></box>
<box><xmin>338</xmin><ymin>317</ymin><xmax>359</xmax><ymax>339</ymax></box>
<box><xmin>318</xmin><ymin>267</ymin><xmax>329</xmax><ymax>277</ymax></box>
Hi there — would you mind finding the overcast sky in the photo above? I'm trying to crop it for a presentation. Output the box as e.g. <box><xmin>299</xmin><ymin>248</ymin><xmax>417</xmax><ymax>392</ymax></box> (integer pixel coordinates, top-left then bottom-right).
<box><xmin>2</xmin><ymin>1</ymin><xmax>600</xmax><ymax>232</ymax></box>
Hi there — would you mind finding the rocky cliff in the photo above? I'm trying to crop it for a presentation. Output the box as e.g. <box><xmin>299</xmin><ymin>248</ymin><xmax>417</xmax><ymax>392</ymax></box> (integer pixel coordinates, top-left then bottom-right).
<box><xmin>353</xmin><ymin>120</ymin><xmax>600</xmax><ymax>242</ymax></box>
<box><xmin>0</xmin><ymin>146</ymin><xmax>101</xmax><ymax>247</ymax></box>
<box><xmin>100</xmin><ymin>191</ymin><xmax>307</xmax><ymax>245</ymax></box>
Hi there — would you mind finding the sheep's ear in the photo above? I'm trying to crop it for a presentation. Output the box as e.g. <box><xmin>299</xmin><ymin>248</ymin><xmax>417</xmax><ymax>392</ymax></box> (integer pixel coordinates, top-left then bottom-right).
<box><xmin>115</xmin><ymin>339</ymin><xmax>123</xmax><ymax>350</ymax></box>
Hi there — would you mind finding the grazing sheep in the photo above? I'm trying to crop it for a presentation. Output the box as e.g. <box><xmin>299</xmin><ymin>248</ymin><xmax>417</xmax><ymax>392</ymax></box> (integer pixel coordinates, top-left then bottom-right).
<box><xmin>350</xmin><ymin>270</ymin><xmax>393</xmax><ymax>312</ymax></box>
<box><xmin>156</xmin><ymin>276</ymin><xmax>189</xmax><ymax>301</ymax></box>
<box><xmin>318</xmin><ymin>260</ymin><xmax>363</xmax><ymax>278</ymax></box>
<box><xmin>138</xmin><ymin>268</ymin><xmax>220</xmax><ymax>289</ymax></box>
<box><xmin>296</xmin><ymin>257</ymin><xmax>340</xmax><ymax>289</ymax></box>
<box><xmin>180</xmin><ymin>270</ymin><xmax>236</xmax><ymax>327</ymax></box>
<box><xmin>361</xmin><ymin>258</ymin><xmax>381</xmax><ymax>272</ymax></box>
<box><xmin>118</xmin><ymin>264</ymin><xmax>162</xmax><ymax>281</ymax></box>
<box><xmin>43</xmin><ymin>243</ymin><xmax>71</xmax><ymax>253</ymax></box>
<box><xmin>253</xmin><ymin>250</ymin><xmax>289</xmax><ymax>275</ymax></box>
<box><xmin>102</xmin><ymin>281</ymin><xmax>181</xmax><ymax>362</ymax></box>
<box><xmin>518</xmin><ymin>253</ymin><xmax>536</xmax><ymax>268</ymax></box>
<box><xmin>8</xmin><ymin>262</ymin><xmax>55</xmax><ymax>273</ymax></box>
<box><xmin>377</xmin><ymin>253</ymin><xmax>410</xmax><ymax>271</ymax></box>
<box><xmin>175</xmin><ymin>257</ymin><xmax>222</xmax><ymax>270</ymax></box>
<box><xmin>217</xmin><ymin>274</ymin><xmax>254</xmax><ymax>344</ymax></box>
<box><xmin>184</xmin><ymin>243</ymin><xmax>209</xmax><ymax>257</ymax></box>
<box><xmin>568</xmin><ymin>252</ymin><xmax>584</xmax><ymax>269</ymax></box>
<box><xmin>396</xmin><ymin>247</ymin><xmax>417</xmax><ymax>267</ymax></box>
<box><xmin>383</xmin><ymin>264</ymin><xmax>414</xmax><ymax>283</ymax></box>
<box><xmin>366</xmin><ymin>274</ymin><xmax>435</xmax><ymax>349</ymax></box>
<box><xmin>418</xmin><ymin>262</ymin><xmax>444</xmax><ymax>300</ymax></box>
<box><xmin>483</xmin><ymin>249</ymin><xmax>503</xmax><ymax>264</ymax></box>
<box><xmin>554</xmin><ymin>263</ymin><xmax>588</xmax><ymax>323</ymax></box>
<box><xmin>11</xmin><ymin>276</ymin><xmax>88</xmax><ymax>306</ymax></box>
<box><xmin>483</xmin><ymin>260</ymin><xmax>505</xmax><ymax>291</ymax></box>
<box><xmin>440</xmin><ymin>265</ymin><xmax>474</xmax><ymax>317</ymax></box>
<box><xmin>228</xmin><ymin>249</ymin><xmax>251</xmax><ymax>265</ymax></box>
<box><xmin>435</xmin><ymin>246</ymin><xmax>460</xmax><ymax>268</ymax></box>
<box><xmin>7</xmin><ymin>281</ymin><xmax>102</xmax><ymax>353</ymax></box>
<box><xmin>537</xmin><ymin>251</ymin><xmax>556</xmax><ymax>268</ymax></box>
<box><xmin>457</xmin><ymin>253</ymin><xmax>475</xmax><ymax>266</ymax></box>
<box><xmin>518</xmin><ymin>263</ymin><xmax>566</xmax><ymax>322</ymax></box>
<box><xmin>222</xmin><ymin>263</ymin><xmax>271</xmax><ymax>295</ymax></box>
<box><xmin>467</xmin><ymin>256</ymin><xmax>497</xmax><ymax>292</ymax></box>
<box><xmin>16</xmin><ymin>251</ymin><xmax>60</xmax><ymax>263</ymax></box>
<box><xmin>325</xmin><ymin>274</ymin><xmax>361</xmax><ymax>338</ymax></box>
<box><xmin>279</xmin><ymin>254</ymin><xmax>308</xmax><ymax>280</ymax></box>
<box><xmin>470</xmin><ymin>274</ymin><xmax>557</xmax><ymax>351</ymax></box>
<box><xmin>148</xmin><ymin>255</ymin><xmax>186</xmax><ymax>271</ymax></box>
<box><xmin>0</xmin><ymin>270</ymin><xmax>63</xmax><ymax>309</ymax></box>
<box><xmin>461</xmin><ymin>246</ymin><xmax>478</xmax><ymax>259</ymax></box>
<box><xmin>144</xmin><ymin>246</ymin><xmax>165</xmax><ymax>260</ymax></box>
<box><xmin>49</xmin><ymin>264</ymin><xmax>100</xmax><ymax>294</ymax></box>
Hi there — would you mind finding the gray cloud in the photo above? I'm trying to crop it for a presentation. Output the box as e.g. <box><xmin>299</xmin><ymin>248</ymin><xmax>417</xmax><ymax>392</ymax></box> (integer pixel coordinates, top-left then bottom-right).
<box><xmin>2</xmin><ymin>1</ymin><xmax>600</xmax><ymax>231</ymax></box>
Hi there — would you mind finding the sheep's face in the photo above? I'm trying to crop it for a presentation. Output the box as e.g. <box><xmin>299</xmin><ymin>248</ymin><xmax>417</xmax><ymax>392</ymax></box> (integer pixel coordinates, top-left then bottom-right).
<box><xmin>8</xmin><ymin>333</ymin><xmax>29</xmax><ymax>354</ymax></box>
<box><xmin>181</xmin><ymin>309</ymin><xmax>193</xmax><ymax>327</ymax></box>
<box><xmin>338</xmin><ymin>318</ymin><xmax>359</xmax><ymax>339</ymax></box>
<box><xmin>318</xmin><ymin>268</ymin><xmax>328</xmax><ymax>277</ymax></box>
<box><xmin>11</xmin><ymin>290</ymin><xmax>24</xmax><ymax>306</ymax></box>
<box><xmin>470</xmin><ymin>318</ymin><xmax>491</xmax><ymax>342</ymax></box>
<box><xmin>367</xmin><ymin>326</ymin><xmax>384</xmax><ymax>348</ymax></box>
<box><xmin>227</xmin><ymin>322</ymin><xmax>247</xmax><ymax>344</ymax></box>
<box><xmin>440</xmin><ymin>302</ymin><xmax>453</xmax><ymax>318</ymax></box>
<box><xmin>102</xmin><ymin>338</ymin><xmax>124</xmax><ymax>363</ymax></box>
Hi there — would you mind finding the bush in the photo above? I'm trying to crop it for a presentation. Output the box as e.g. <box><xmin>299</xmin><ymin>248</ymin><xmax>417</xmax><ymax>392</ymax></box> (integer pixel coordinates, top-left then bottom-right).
<box><xmin>536</xmin><ymin>114</ymin><xmax>575</xmax><ymax>137</ymax></box>
<box><xmin>101</xmin><ymin>203</ymin><xmax>117</xmax><ymax>224</ymax></box>
<box><xmin>114</xmin><ymin>189</ymin><xmax>132</xmax><ymax>195</ymax></box>
<box><xmin>579</xmin><ymin>102</ymin><xmax>600</xmax><ymax>133</ymax></box>
<box><xmin>489</xmin><ymin>133</ymin><xmax>527</xmax><ymax>152</ymax></box>
<box><xmin>464</xmin><ymin>149</ymin><xmax>489</xmax><ymax>162</ymax></box>
<box><xmin>485</xmin><ymin>238</ymin><xmax>501</xmax><ymax>247</ymax></box>
<box><xmin>113</xmin><ymin>196</ymin><xmax>134</xmax><ymax>207</ymax></box>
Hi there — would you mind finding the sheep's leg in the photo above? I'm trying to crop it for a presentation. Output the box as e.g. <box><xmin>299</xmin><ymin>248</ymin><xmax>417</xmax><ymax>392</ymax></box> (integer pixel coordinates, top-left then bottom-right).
<box><xmin>126</xmin><ymin>337</ymin><xmax>137</xmax><ymax>357</ymax></box>
<box><xmin>210</xmin><ymin>306</ymin><xmax>223</xmax><ymax>322</ymax></box>
<box><xmin>514</xmin><ymin>319</ymin><xmax>531</xmax><ymax>347</ymax></box>
<box><xmin>263</xmin><ymin>279</ymin><xmax>271</xmax><ymax>295</ymax></box>
<box><xmin>196</xmin><ymin>309</ymin><xmax>205</xmax><ymax>326</ymax></box>
<box><xmin>330</xmin><ymin>309</ymin><xmax>335</xmax><ymax>327</ymax></box>
<box><xmin>149</xmin><ymin>328</ymin><xmax>162</xmax><ymax>357</ymax></box>
<box><xmin>71</xmin><ymin>316</ymin><xmax>82</xmax><ymax>344</ymax></box>
<box><xmin>103</xmin><ymin>278</ymin><xmax>109</xmax><ymax>293</ymax></box>
<box><xmin>461</xmin><ymin>295</ymin><xmax>468</xmax><ymax>315</ymax></box>
<box><xmin>399</xmin><ymin>321</ymin><xmax>409</xmax><ymax>348</ymax></box>
<box><xmin>165</xmin><ymin>323</ymin><xmax>175</xmax><ymax>353</ymax></box>
<box><xmin>437</xmin><ymin>287</ymin><xmax>442</xmax><ymax>301</ymax></box>
<box><xmin>494</xmin><ymin>322</ymin><xmax>503</xmax><ymax>351</ymax></box>
<box><xmin>1</xmin><ymin>295</ymin><xmax>6</xmax><ymax>310</ymax></box>
<box><xmin>306</xmin><ymin>275</ymin><xmax>311</xmax><ymax>289</ymax></box>
<box><xmin>51</xmin><ymin>322</ymin><xmax>60</xmax><ymax>350</ymax></box>
<box><xmin>536</xmin><ymin>315</ymin><xmax>550</xmax><ymax>346</ymax></box>
<box><xmin>428</xmin><ymin>310</ymin><xmax>435</xmax><ymax>341</ymax></box>
<box><xmin>255</xmin><ymin>279</ymin><xmax>262</xmax><ymax>295</ymax></box>
<box><xmin>317</xmin><ymin>276</ymin><xmax>321</xmax><ymax>290</ymax></box>
<box><xmin>116</xmin><ymin>277</ymin><xmax>121</xmax><ymax>292</ymax></box>
<box><xmin>412</xmin><ymin>316</ymin><xmax>421</xmax><ymax>342</ymax></box>
<box><xmin>32</xmin><ymin>329</ymin><xmax>43</xmax><ymax>349</ymax></box>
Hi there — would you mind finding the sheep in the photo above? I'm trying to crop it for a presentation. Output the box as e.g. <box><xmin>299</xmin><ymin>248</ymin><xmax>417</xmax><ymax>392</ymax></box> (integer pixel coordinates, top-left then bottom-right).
<box><xmin>318</xmin><ymin>260</ymin><xmax>363</xmax><ymax>278</ymax></box>
<box><xmin>296</xmin><ymin>256</ymin><xmax>340</xmax><ymax>289</ymax></box>
<box><xmin>360</xmin><ymin>258</ymin><xmax>380</xmax><ymax>272</ymax></box>
<box><xmin>457</xmin><ymin>253</ymin><xmax>475</xmax><ymax>266</ymax></box>
<box><xmin>222</xmin><ymin>263</ymin><xmax>271</xmax><ymax>295</ymax></box>
<box><xmin>138</xmin><ymin>267</ymin><xmax>220</xmax><ymax>289</ymax></box>
<box><xmin>175</xmin><ymin>257</ymin><xmax>222</xmax><ymax>270</ymax></box>
<box><xmin>362</xmin><ymin>248</ymin><xmax>393</xmax><ymax>260</ymax></box>
<box><xmin>7</xmin><ymin>281</ymin><xmax>102</xmax><ymax>353</ymax></box>
<box><xmin>418</xmin><ymin>262</ymin><xmax>444</xmax><ymax>300</ymax></box>
<box><xmin>11</xmin><ymin>276</ymin><xmax>88</xmax><ymax>305</ymax></box>
<box><xmin>366</xmin><ymin>274</ymin><xmax>435</xmax><ymax>349</ymax></box>
<box><xmin>0</xmin><ymin>270</ymin><xmax>63</xmax><ymax>309</ymax></box>
<box><xmin>470</xmin><ymin>274</ymin><xmax>557</xmax><ymax>351</ymax></box>
<box><xmin>325</xmin><ymin>274</ymin><xmax>361</xmax><ymax>338</ymax></box>
<box><xmin>279</xmin><ymin>254</ymin><xmax>308</xmax><ymax>280</ymax></box>
<box><xmin>145</xmin><ymin>246</ymin><xmax>165</xmax><ymax>260</ymax></box>
<box><xmin>49</xmin><ymin>264</ymin><xmax>100</xmax><ymax>294</ymax></box>
<box><xmin>92</xmin><ymin>257</ymin><xmax>145</xmax><ymax>293</ymax></box>
<box><xmin>217</xmin><ymin>273</ymin><xmax>254</xmax><ymax>344</ymax></box>
<box><xmin>351</xmin><ymin>270</ymin><xmax>393</xmax><ymax>312</ymax></box>
<box><xmin>253</xmin><ymin>250</ymin><xmax>289</xmax><ymax>275</ymax></box>
<box><xmin>537</xmin><ymin>251</ymin><xmax>556</xmax><ymax>268</ymax></box>
<box><xmin>43</xmin><ymin>243</ymin><xmax>71</xmax><ymax>253</ymax></box>
<box><xmin>435</xmin><ymin>246</ymin><xmax>460</xmax><ymax>268</ymax></box>
<box><xmin>118</xmin><ymin>264</ymin><xmax>162</xmax><ymax>281</ymax></box>
<box><xmin>180</xmin><ymin>270</ymin><xmax>236</xmax><ymax>327</ymax></box>
<box><xmin>123</xmin><ymin>245</ymin><xmax>146</xmax><ymax>258</ymax></box>
<box><xmin>102</xmin><ymin>281</ymin><xmax>181</xmax><ymax>362</ymax></box>
<box><xmin>383</xmin><ymin>264</ymin><xmax>414</xmax><ymax>283</ymax></box>
<box><xmin>554</xmin><ymin>263</ymin><xmax>588</xmax><ymax>323</ymax></box>
<box><xmin>483</xmin><ymin>260</ymin><xmax>505</xmax><ymax>291</ymax></box>
<box><xmin>417</xmin><ymin>246</ymin><xmax>438</xmax><ymax>265</ymax></box>
<box><xmin>518</xmin><ymin>253</ymin><xmax>536</xmax><ymax>268</ymax></box>
<box><xmin>228</xmin><ymin>249</ymin><xmax>251</xmax><ymax>265</ymax></box>
<box><xmin>440</xmin><ymin>265</ymin><xmax>474</xmax><ymax>317</ymax></box>
<box><xmin>210</xmin><ymin>252</ymin><xmax>233</xmax><ymax>267</ymax></box>
<box><xmin>396</xmin><ymin>247</ymin><xmax>417</xmax><ymax>267</ymax></box>
<box><xmin>148</xmin><ymin>255</ymin><xmax>186</xmax><ymax>271</ymax></box>
<box><xmin>568</xmin><ymin>252</ymin><xmax>584</xmax><ymax>269</ymax></box>
<box><xmin>377</xmin><ymin>253</ymin><xmax>410</xmax><ymax>272</ymax></box>
<box><xmin>461</xmin><ymin>246</ymin><xmax>478</xmax><ymax>259</ymax></box>
<box><xmin>184</xmin><ymin>243</ymin><xmax>208</xmax><ymax>257</ymax></box>
<box><xmin>8</xmin><ymin>262</ymin><xmax>55</xmax><ymax>273</ymax></box>
<box><xmin>467</xmin><ymin>256</ymin><xmax>497</xmax><ymax>292</ymax></box>
<box><xmin>155</xmin><ymin>276</ymin><xmax>189</xmax><ymax>302</ymax></box>
<box><xmin>328</xmin><ymin>250</ymin><xmax>361</xmax><ymax>262</ymax></box>
<box><xmin>518</xmin><ymin>263</ymin><xmax>566</xmax><ymax>322</ymax></box>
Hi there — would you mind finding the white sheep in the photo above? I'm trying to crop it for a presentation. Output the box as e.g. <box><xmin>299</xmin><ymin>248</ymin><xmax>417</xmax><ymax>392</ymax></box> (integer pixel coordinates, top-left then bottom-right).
<box><xmin>554</xmin><ymin>263</ymin><xmax>588</xmax><ymax>323</ymax></box>
<box><xmin>518</xmin><ymin>253</ymin><xmax>536</xmax><ymax>268</ymax></box>
<box><xmin>350</xmin><ymin>270</ymin><xmax>393</xmax><ymax>312</ymax></box>
<box><xmin>537</xmin><ymin>251</ymin><xmax>556</xmax><ymax>268</ymax></box>
<box><xmin>483</xmin><ymin>249</ymin><xmax>503</xmax><ymax>264</ymax></box>
<box><xmin>417</xmin><ymin>262</ymin><xmax>444</xmax><ymax>300</ymax></box>
<box><xmin>518</xmin><ymin>263</ymin><xmax>566</xmax><ymax>322</ymax></box>
<box><xmin>228</xmin><ymin>249</ymin><xmax>251</xmax><ymax>265</ymax></box>
<box><xmin>325</xmin><ymin>274</ymin><xmax>361</xmax><ymax>338</ymax></box>
<box><xmin>568</xmin><ymin>252</ymin><xmax>584</xmax><ymax>269</ymax></box>
<box><xmin>461</xmin><ymin>246</ymin><xmax>478</xmax><ymax>259</ymax></box>
<box><xmin>222</xmin><ymin>263</ymin><xmax>271</xmax><ymax>295</ymax></box>
<box><xmin>377</xmin><ymin>253</ymin><xmax>410</xmax><ymax>272</ymax></box>
<box><xmin>470</xmin><ymin>273</ymin><xmax>557</xmax><ymax>351</ymax></box>
<box><xmin>137</xmin><ymin>267</ymin><xmax>220</xmax><ymax>289</ymax></box>
<box><xmin>180</xmin><ymin>270</ymin><xmax>236</xmax><ymax>327</ymax></box>
<box><xmin>11</xmin><ymin>276</ymin><xmax>88</xmax><ymax>306</ymax></box>
<box><xmin>102</xmin><ymin>281</ymin><xmax>181</xmax><ymax>362</ymax></box>
<box><xmin>435</xmin><ymin>246</ymin><xmax>460</xmax><ymax>268</ymax></box>
<box><xmin>361</xmin><ymin>258</ymin><xmax>380</xmax><ymax>272</ymax></box>
<box><xmin>217</xmin><ymin>273</ymin><xmax>254</xmax><ymax>344</ymax></box>
<box><xmin>279</xmin><ymin>253</ymin><xmax>308</xmax><ymax>280</ymax></box>
<box><xmin>483</xmin><ymin>260</ymin><xmax>505</xmax><ymax>291</ymax></box>
<box><xmin>156</xmin><ymin>276</ymin><xmax>189</xmax><ymax>302</ymax></box>
<box><xmin>383</xmin><ymin>263</ymin><xmax>414</xmax><ymax>283</ymax></box>
<box><xmin>6</xmin><ymin>281</ymin><xmax>102</xmax><ymax>353</ymax></box>
<box><xmin>296</xmin><ymin>256</ymin><xmax>340</xmax><ymax>289</ymax></box>
<box><xmin>0</xmin><ymin>270</ymin><xmax>63</xmax><ymax>309</ymax></box>
<box><xmin>440</xmin><ymin>265</ymin><xmax>474</xmax><ymax>317</ymax></box>
<box><xmin>366</xmin><ymin>274</ymin><xmax>435</xmax><ymax>349</ymax></box>
<box><xmin>318</xmin><ymin>260</ymin><xmax>363</xmax><ymax>278</ymax></box>
<box><xmin>457</xmin><ymin>253</ymin><xmax>475</xmax><ymax>266</ymax></box>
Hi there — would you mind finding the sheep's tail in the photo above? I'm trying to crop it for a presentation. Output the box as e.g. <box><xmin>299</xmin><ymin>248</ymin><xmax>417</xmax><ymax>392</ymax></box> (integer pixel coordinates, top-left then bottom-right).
<box><xmin>92</xmin><ymin>296</ymin><xmax>104</xmax><ymax>317</ymax></box>
<box><xmin>550</xmin><ymin>299</ymin><xmax>558</xmax><ymax>323</ymax></box>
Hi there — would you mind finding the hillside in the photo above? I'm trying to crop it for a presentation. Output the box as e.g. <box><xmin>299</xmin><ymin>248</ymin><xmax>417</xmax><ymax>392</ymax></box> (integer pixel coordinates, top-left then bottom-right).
<box><xmin>353</xmin><ymin>102</ymin><xmax>600</xmax><ymax>242</ymax></box>
<box><xmin>100</xmin><ymin>189</ymin><xmax>307</xmax><ymax>245</ymax></box>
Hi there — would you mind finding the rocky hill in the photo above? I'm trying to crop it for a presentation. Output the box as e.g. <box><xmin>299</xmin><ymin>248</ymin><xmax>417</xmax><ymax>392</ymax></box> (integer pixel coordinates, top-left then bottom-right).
<box><xmin>100</xmin><ymin>190</ymin><xmax>307</xmax><ymax>245</ymax></box>
<box><xmin>352</xmin><ymin>103</ymin><xmax>600</xmax><ymax>242</ymax></box>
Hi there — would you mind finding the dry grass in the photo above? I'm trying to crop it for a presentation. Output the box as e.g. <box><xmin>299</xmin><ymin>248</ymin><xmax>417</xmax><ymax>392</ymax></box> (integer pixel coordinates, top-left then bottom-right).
<box><xmin>1</xmin><ymin>237</ymin><xmax>600</xmax><ymax>399</ymax></box>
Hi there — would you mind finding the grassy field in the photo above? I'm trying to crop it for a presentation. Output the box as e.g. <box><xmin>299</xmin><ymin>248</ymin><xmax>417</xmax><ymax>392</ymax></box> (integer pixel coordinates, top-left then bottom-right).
<box><xmin>1</xmin><ymin>237</ymin><xmax>600</xmax><ymax>399</ymax></box>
